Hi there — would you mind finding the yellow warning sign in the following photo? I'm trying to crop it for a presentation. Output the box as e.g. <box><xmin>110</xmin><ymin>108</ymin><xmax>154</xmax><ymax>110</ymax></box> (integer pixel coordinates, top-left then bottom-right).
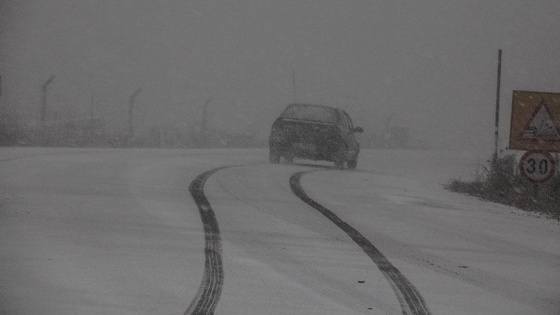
<box><xmin>509</xmin><ymin>91</ymin><xmax>560</xmax><ymax>152</ymax></box>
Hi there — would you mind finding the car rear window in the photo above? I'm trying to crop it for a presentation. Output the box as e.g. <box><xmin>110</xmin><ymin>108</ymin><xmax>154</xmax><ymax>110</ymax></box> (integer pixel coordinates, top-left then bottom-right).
<box><xmin>280</xmin><ymin>105</ymin><xmax>339</xmax><ymax>124</ymax></box>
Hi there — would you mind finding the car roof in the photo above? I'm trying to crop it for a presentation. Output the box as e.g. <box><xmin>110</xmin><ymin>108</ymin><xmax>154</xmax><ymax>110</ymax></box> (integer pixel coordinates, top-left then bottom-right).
<box><xmin>280</xmin><ymin>103</ymin><xmax>344</xmax><ymax>124</ymax></box>
<box><xmin>284</xmin><ymin>103</ymin><xmax>351</xmax><ymax>118</ymax></box>
<box><xmin>285</xmin><ymin>103</ymin><xmax>341</xmax><ymax>112</ymax></box>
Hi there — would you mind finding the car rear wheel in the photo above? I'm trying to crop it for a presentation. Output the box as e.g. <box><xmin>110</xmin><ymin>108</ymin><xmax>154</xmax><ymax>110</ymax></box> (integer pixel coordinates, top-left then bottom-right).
<box><xmin>333</xmin><ymin>146</ymin><xmax>347</xmax><ymax>170</ymax></box>
<box><xmin>347</xmin><ymin>159</ymin><xmax>357</xmax><ymax>169</ymax></box>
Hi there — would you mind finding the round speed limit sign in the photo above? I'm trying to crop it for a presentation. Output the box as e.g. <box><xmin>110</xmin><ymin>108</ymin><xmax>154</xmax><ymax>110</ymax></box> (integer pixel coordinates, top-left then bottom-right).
<box><xmin>519</xmin><ymin>150</ymin><xmax>557</xmax><ymax>183</ymax></box>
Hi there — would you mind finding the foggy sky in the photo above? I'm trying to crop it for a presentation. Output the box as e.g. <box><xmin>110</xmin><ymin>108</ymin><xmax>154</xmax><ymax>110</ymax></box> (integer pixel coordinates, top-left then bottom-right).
<box><xmin>1</xmin><ymin>1</ymin><xmax>559</xmax><ymax>152</ymax></box>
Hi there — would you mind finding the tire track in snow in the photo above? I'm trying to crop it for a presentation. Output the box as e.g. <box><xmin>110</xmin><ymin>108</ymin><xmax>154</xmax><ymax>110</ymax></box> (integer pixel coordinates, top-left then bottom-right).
<box><xmin>290</xmin><ymin>171</ymin><xmax>431</xmax><ymax>315</ymax></box>
<box><xmin>185</xmin><ymin>167</ymin><xmax>229</xmax><ymax>315</ymax></box>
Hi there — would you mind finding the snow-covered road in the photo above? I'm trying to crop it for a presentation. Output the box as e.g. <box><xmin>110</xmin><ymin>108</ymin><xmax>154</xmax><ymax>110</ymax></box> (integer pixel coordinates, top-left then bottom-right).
<box><xmin>0</xmin><ymin>148</ymin><xmax>558</xmax><ymax>314</ymax></box>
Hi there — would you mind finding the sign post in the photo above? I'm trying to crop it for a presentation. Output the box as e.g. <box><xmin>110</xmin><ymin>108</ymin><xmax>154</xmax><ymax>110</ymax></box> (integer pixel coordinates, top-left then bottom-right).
<box><xmin>493</xmin><ymin>49</ymin><xmax>502</xmax><ymax>164</ymax></box>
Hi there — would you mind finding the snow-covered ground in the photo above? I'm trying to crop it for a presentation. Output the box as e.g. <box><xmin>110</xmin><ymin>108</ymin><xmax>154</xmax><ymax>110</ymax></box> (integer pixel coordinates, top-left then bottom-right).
<box><xmin>0</xmin><ymin>148</ymin><xmax>558</xmax><ymax>314</ymax></box>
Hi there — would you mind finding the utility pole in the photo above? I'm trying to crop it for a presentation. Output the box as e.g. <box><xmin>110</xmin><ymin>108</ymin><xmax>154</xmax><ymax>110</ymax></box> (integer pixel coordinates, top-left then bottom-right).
<box><xmin>493</xmin><ymin>49</ymin><xmax>502</xmax><ymax>166</ymax></box>
<box><xmin>128</xmin><ymin>87</ymin><xmax>142</xmax><ymax>137</ymax></box>
<box><xmin>41</xmin><ymin>75</ymin><xmax>56</xmax><ymax>129</ymax></box>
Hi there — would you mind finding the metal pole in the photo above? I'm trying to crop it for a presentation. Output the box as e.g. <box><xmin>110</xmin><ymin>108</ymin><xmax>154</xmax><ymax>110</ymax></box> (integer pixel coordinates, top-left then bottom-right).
<box><xmin>533</xmin><ymin>184</ymin><xmax>539</xmax><ymax>200</ymax></box>
<box><xmin>41</xmin><ymin>75</ymin><xmax>56</xmax><ymax>129</ymax></box>
<box><xmin>493</xmin><ymin>49</ymin><xmax>502</xmax><ymax>165</ymax></box>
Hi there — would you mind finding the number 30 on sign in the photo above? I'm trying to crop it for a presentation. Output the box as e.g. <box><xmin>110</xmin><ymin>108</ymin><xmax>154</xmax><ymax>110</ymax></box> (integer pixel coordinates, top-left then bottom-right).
<box><xmin>519</xmin><ymin>150</ymin><xmax>557</xmax><ymax>183</ymax></box>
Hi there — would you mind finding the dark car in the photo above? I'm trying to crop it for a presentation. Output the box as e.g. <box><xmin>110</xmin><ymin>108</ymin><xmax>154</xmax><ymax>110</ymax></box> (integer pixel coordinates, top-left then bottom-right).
<box><xmin>269</xmin><ymin>103</ymin><xmax>363</xmax><ymax>169</ymax></box>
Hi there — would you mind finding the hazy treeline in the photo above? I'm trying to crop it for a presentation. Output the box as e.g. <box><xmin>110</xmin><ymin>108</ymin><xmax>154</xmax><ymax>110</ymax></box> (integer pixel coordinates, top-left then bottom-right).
<box><xmin>0</xmin><ymin>118</ymin><xmax>263</xmax><ymax>148</ymax></box>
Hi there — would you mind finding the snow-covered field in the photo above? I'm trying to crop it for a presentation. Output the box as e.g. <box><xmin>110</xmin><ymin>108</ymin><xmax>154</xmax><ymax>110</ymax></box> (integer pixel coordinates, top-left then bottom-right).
<box><xmin>0</xmin><ymin>148</ymin><xmax>558</xmax><ymax>314</ymax></box>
